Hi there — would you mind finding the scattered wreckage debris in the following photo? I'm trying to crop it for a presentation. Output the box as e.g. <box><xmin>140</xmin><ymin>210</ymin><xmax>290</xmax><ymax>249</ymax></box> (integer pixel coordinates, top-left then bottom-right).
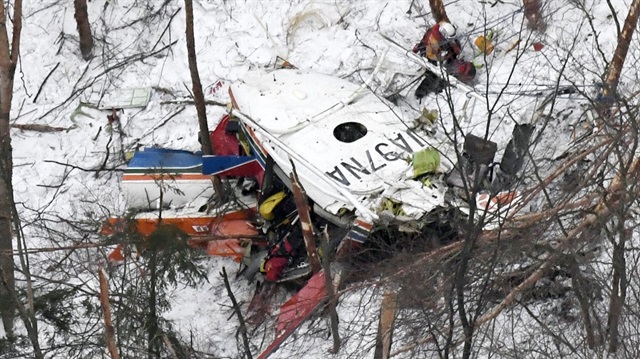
<box><xmin>96</xmin><ymin>87</ymin><xmax>152</xmax><ymax>110</ymax></box>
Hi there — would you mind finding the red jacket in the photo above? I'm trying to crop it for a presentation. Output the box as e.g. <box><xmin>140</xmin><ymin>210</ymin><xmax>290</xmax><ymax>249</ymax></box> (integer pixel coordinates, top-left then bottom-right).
<box><xmin>414</xmin><ymin>23</ymin><xmax>461</xmax><ymax>62</ymax></box>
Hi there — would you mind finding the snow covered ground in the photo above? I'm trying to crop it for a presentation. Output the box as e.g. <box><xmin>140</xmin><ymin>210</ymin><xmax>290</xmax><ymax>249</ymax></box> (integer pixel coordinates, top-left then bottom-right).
<box><xmin>3</xmin><ymin>0</ymin><xmax>635</xmax><ymax>358</ymax></box>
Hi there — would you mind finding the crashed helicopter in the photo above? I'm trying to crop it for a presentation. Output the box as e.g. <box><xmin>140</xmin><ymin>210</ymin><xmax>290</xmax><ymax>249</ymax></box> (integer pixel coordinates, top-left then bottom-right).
<box><xmin>101</xmin><ymin>53</ymin><xmax>529</xmax><ymax>358</ymax></box>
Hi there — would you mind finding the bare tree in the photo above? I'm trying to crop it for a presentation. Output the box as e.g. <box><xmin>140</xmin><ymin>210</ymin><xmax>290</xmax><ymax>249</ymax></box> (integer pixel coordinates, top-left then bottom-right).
<box><xmin>0</xmin><ymin>0</ymin><xmax>22</xmax><ymax>339</ymax></box>
<box><xmin>184</xmin><ymin>0</ymin><xmax>227</xmax><ymax>204</ymax></box>
<box><xmin>603</xmin><ymin>0</ymin><xmax>640</xmax><ymax>98</ymax></box>
<box><xmin>184</xmin><ymin>0</ymin><xmax>212</xmax><ymax>155</ymax></box>
<box><xmin>593</xmin><ymin>6</ymin><xmax>640</xmax><ymax>351</ymax></box>
<box><xmin>0</xmin><ymin>1</ymin><xmax>44</xmax><ymax>357</ymax></box>
<box><xmin>74</xmin><ymin>0</ymin><xmax>93</xmax><ymax>60</ymax></box>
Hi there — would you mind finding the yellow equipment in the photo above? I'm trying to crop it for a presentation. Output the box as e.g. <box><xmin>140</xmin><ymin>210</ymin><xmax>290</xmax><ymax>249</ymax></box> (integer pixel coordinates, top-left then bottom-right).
<box><xmin>259</xmin><ymin>191</ymin><xmax>287</xmax><ymax>221</ymax></box>
<box><xmin>475</xmin><ymin>32</ymin><xmax>495</xmax><ymax>55</ymax></box>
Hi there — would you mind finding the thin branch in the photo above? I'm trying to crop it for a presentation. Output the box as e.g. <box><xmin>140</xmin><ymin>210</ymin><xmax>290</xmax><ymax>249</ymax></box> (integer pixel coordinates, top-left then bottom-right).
<box><xmin>606</xmin><ymin>0</ymin><xmax>622</xmax><ymax>36</ymax></box>
<box><xmin>43</xmin><ymin>159</ymin><xmax>124</xmax><ymax>173</ymax></box>
<box><xmin>152</xmin><ymin>8</ymin><xmax>181</xmax><ymax>51</ymax></box>
<box><xmin>221</xmin><ymin>267</ymin><xmax>253</xmax><ymax>359</ymax></box>
<box><xmin>33</xmin><ymin>62</ymin><xmax>60</xmax><ymax>103</ymax></box>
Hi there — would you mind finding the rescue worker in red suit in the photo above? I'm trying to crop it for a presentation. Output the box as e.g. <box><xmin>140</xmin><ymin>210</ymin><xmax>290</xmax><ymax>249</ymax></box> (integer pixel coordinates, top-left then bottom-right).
<box><xmin>412</xmin><ymin>21</ymin><xmax>476</xmax><ymax>95</ymax></box>
<box><xmin>413</xmin><ymin>21</ymin><xmax>461</xmax><ymax>64</ymax></box>
<box><xmin>261</xmin><ymin>226</ymin><xmax>306</xmax><ymax>282</ymax></box>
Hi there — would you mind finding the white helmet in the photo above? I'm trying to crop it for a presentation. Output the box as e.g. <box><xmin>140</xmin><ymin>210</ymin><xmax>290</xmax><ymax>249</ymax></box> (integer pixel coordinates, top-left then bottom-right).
<box><xmin>439</xmin><ymin>22</ymin><xmax>457</xmax><ymax>39</ymax></box>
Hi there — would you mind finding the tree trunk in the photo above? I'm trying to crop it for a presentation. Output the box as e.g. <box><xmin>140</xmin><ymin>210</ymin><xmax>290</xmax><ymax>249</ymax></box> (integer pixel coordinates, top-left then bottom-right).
<box><xmin>456</xmin><ymin>239</ymin><xmax>475</xmax><ymax>359</ymax></box>
<box><xmin>0</xmin><ymin>132</ymin><xmax>13</xmax><ymax>336</ymax></box>
<box><xmin>184</xmin><ymin>0</ymin><xmax>212</xmax><ymax>156</ymax></box>
<box><xmin>0</xmin><ymin>0</ymin><xmax>22</xmax><ymax>339</ymax></box>
<box><xmin>428</xmin><ymin>0</ymin><xmax>450</xmax><ymax>23</ymax></box>
<box><xmin>523</xmin><ymin>0</ymin><xmax>546</xmax><ymax>31</ymax></box>
<box><xmin>320</xmin><ymin>231</ymin><xmax>341</xmax><ymax>354</ymax></box>
<box><xmin>147</xmin><ymin>250</ymin><xmax>160</xmax><ymax>359</ymax></box>
<box><xmin>603</xmin><ymin>0</ymin><xmax>640</xmax><ymax>98</ymax></box>
<box><xmin>162</xmin><ymin>335</ymin><xmax>179</xmax><ymax>359</ymax></box>
<box><xmin>607</xmin><ymin>226</ymin><xmax>629</xmax><ymax>353</ymax></box>
<box><xmin>374</xmin><ymin>291</ymin><xmax>397</xmax><ymax>359</ymax></box>
<box><xmin>0</xmin><ymin>2</ymin><xmax>41</xmax><ymax>354</ymax></box>
<box><xmin>0</xmin><ymin>259</ymin><xmax>14</xmax><ymax>337</ymax></box>
<box><xmin>184</xmin><ymin>0</ymin><xmax>226</xmax><ymax>203</ymax></box>
<box><xmin>74</xmin><ymin>0</ymin><xmax>93</xmax><ymax>60</ymax></box>
<box><xmin>568</xmin><ymin>258</ymin><xmax>602</xmax><ymax>349</ymax></box>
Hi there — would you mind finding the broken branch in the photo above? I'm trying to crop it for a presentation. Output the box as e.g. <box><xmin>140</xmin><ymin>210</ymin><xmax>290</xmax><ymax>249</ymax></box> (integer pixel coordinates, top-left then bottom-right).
<box><xmin>11</xmin><ymin>123</ymin><xmax>69</xmax><ymax>132</ymax></box>
<box><xmin>289</xmin><ymin>164</ymin><xmax>322</xmax><ymax>273</ymax></box>
<box><xmin>32</xmin><ymin>62</ymin><xmax>60</xmax><ymax>103</ymax></box>
<box><xmin>98</xmin><ymin>268</ymin><xmax>120</xmax><ymax>359</ymax></box>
